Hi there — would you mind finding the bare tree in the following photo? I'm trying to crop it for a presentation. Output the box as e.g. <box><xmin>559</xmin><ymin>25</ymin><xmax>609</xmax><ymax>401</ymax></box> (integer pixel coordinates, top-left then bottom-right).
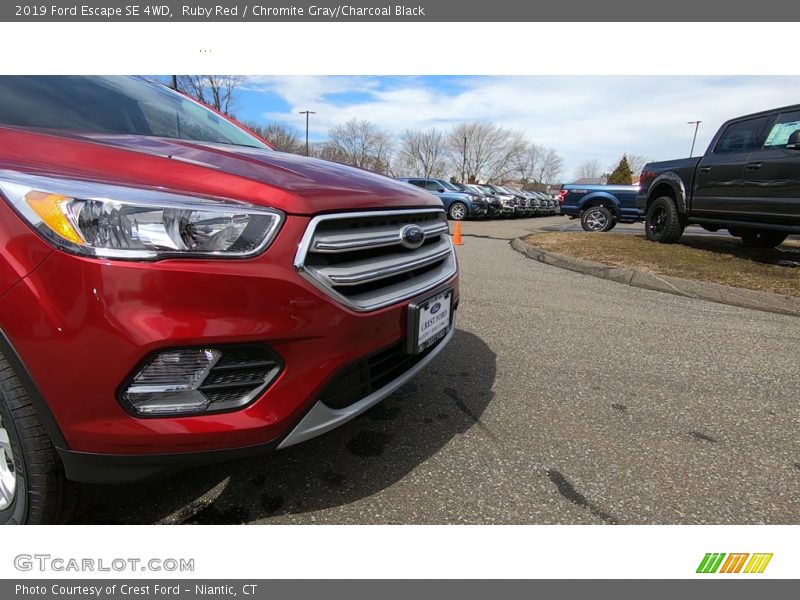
<box><xmin>446</xmin><ymin>121</ymin><xmax>526</xmax><ymax>183</ymax></box>
<box><xmin>176</xmin><ymin>75</ymin><xmax>244</xmax><ymax>115</ymax></box>
<box><xmin>307</xmin><ymin>141</ymin><xmax>341</xmax><ymax>162</ymax></box>
<box><xmin>243</xmin><ymin>121</ymin><xmax>303</xmax><ymax>154</ymax></box>
<box><xmin>574</xmin><ymin>159</ymin><xmax>604</xmax><ymax>181</ymax></box>
<box><xmin>395</xmin><ymin>128</ymin><xmax>449</xmax><ymax>178</ymax></box>
<box><xmin>326</xmin><ymin>118</ymin><xmax>394</xmax><ymax>173</ymax></box>
<box><xmin>537</xmin><ymin>147</ymin><xmax>564</xmax><ymax>184</ymax></box>
<box><xmin>515</xmin><ymin>144</ymin><xmax>563</xmax><ymax>185</ymax></box>
<box><xmin>487</xmin><ymin>129</ymin><xmax>528</xmax><ymax>183</ymax></box>
<box><xmin>512</xmin><ymin>142</ymin><xmax>544</xmax><ymax>184</ymax></box>
<box><xmin>625</xmin><ymin>154</ymin><xmax>650</xmax><ymax>180</ymax></box>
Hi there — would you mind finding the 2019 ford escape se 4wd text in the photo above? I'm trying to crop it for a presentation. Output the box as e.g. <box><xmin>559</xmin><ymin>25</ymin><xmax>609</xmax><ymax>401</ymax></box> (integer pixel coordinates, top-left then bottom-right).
<box><xmin>0</xmin><ymin>76</ymin><xmax>459</xmax><ymax>524</ymax></box>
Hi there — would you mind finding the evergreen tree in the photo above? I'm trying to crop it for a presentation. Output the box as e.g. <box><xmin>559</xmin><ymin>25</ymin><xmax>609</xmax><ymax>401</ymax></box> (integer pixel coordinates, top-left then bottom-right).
<box><xmin>607</xmin><ymin>155</ymin><xmax>634</xmax><ymax>185</ymax></box>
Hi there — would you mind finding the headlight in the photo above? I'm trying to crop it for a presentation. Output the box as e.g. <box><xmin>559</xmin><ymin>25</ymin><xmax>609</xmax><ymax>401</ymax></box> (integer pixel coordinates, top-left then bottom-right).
<box><xmin>0</xmin><ymin>171</ymin><xmax>283</xmax><ymax>260</ymax></box>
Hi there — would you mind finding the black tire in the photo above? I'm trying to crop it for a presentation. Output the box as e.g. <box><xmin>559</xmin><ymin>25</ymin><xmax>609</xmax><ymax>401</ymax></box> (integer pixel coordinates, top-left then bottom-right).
<box><xmin>645</xmin><ymin>196</ymin><xmax>685</xmax><ymax>243</ymax></box>
<box><xmin>740</xmin><ymin>230</ymin><xmax>788</xmax><ymax>249</ymax></box>
<box><xmin>0</xmin><ymin>352</ymin><xmax>84</xmax><ymax>524</ymax></box>
<box><xmin>580</xmin><ymin>206</ymin><xmax>614</xmax><ymax>232</ymax></box>
<box><xmin>448</xmin><ymin>202</ymin><xmax>467</xmax><ymax>221</ymax></box>
<box><xmin>605</xmin><ymin>220</ymin><xmax>618</xmax><ymax>232</ymax></box>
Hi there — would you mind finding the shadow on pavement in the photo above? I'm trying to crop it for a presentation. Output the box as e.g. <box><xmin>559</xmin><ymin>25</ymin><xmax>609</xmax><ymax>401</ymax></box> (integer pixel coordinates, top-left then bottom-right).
<box><xmin>678</xmin><ymin>234</ymin><xmax>800</xmax><ymax>266</ymax></box>
<box><xmin>78</xmin><ymin>329</ymin><xmax>496</xmax><ymax>524</ymax></box>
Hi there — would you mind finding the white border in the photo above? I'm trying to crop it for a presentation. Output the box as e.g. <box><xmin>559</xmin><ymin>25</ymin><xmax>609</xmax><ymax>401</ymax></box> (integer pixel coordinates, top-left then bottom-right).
<box><xmin>0</xmin><ymin>525</ymin><xmax>796</xmax><ymax>579</ymax></box>
<box><xmin>0</xmin><ymin>22</ymin><xmax>796</xmax><ymax>75</ymax></box>
<box><xmin>0</xmin><ymin>20</ymin><xmax>797</xmax><ymax>580</ymax></box>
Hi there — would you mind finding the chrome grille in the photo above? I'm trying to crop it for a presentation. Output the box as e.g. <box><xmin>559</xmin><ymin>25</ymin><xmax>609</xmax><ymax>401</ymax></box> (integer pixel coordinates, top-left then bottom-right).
<box><xmin>295</xmin><ymin>209</ymin><xmax>457</xmax><ymax>311</ymax></box>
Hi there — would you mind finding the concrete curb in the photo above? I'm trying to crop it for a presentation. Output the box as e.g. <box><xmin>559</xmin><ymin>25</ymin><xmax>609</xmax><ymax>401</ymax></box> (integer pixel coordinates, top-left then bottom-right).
<box><xmin>511</xmin><ymin>237</ymin><xmax>800</xmax><ymax>318</ymax></box>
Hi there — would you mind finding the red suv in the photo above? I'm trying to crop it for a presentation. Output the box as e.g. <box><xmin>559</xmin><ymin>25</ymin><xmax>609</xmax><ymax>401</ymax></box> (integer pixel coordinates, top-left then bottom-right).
<box><xmin>0</xmin><ymin>76</ymin><xmax>458</xmax><ymax>524</ymax></box>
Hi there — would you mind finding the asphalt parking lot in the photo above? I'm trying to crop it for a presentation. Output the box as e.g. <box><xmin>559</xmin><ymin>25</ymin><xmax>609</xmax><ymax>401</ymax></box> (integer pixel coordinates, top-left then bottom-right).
<box><xmin>80</xmin><ymin>216</ymin><xmax>800</xmax><ymax>524</ymax></box>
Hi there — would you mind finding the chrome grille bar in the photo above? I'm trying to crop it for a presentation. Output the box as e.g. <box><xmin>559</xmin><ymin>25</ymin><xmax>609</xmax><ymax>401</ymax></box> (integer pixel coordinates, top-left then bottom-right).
<box><xmin>311</xmin><ymin>221</ymin><xmax>450</xmax><ymax>253</ymax></box>
<box><xmin>316</xmin><ymin>239</ymin><xmax>452</xmax><ymax>286</ymax></box>
<box><xmin>295</xmin><ymin>209</ymin><xmax>457</xmax><ymax>312</ymax></box>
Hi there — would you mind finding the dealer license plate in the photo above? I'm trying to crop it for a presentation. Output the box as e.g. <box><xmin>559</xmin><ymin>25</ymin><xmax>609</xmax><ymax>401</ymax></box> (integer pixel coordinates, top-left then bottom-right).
<box><xmin>406</xmin><ymin>289</ymin><xmax>453</xmax><ymax>354</ymax></box>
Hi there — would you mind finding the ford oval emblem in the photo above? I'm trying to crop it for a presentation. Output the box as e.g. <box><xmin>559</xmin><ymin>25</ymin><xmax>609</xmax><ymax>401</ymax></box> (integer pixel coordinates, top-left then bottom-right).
<box><xmin>399</xmin><ymin>224</ymin><xmax>426</xmax><ymax>250</ymax></box>
<box><xmin>430</xmin><ymin>302</ymin><xmax>441</xmax><ymax>314</ymax></box>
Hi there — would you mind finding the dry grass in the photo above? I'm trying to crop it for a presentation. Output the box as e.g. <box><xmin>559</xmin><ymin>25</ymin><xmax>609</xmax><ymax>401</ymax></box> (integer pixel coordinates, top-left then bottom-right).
<box><xmin>524</xmin><ymin>232</ymin><xmax>800</xmax><ymax>298</ymax></box>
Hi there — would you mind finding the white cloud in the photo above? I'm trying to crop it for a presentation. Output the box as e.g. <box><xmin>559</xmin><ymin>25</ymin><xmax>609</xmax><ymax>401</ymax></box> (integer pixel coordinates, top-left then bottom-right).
<box><xmin>246</xmin><ymin>75</ymin><xmax>800</xmax><ymax>180</ymax></box>
<box><xmin>244</xmin><ymin>75</ymin><xmax>382</xmax><ymax>109</ymax></box>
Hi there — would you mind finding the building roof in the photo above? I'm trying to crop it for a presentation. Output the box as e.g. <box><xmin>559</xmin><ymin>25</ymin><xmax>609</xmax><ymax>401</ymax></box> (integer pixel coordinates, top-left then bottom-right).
<box><xmin>570</xmin><ymin>176</ymin><xmax>608</xmax><ymax>185</ymax></box>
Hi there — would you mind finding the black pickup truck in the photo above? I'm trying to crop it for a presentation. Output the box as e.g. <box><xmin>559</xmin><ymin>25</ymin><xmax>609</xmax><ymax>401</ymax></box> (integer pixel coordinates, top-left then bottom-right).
<box><xmin>637</xmin><ymin>104</ymin><xmax>800</xmax><ymax>248</ymax></box>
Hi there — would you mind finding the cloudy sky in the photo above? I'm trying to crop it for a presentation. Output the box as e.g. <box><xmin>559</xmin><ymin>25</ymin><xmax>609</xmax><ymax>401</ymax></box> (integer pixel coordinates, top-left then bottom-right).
<box><xmin>229</xmin><ymin>75</ymin><xmax>800</xmax><ymax>180</ymax></box>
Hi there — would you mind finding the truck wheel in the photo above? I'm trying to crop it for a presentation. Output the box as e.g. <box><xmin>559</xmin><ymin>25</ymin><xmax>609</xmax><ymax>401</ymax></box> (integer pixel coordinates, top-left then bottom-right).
<box><xmin>448</xmin><ymin>202</ymin><xmax>467</xmax><ymax>221</ymax></box>
<box><xmin>645</xmin><ymin>196</ymin><xmax>685</xmax><ymax>243</ymax></box>
<box><xmin>580</xmin><ymin>206</ymin><xmax>614</xmax><ymax>232</ymax></box>
<box><xmin>740</xmin><ymin>230</ymin><xmax>788</xmax><ymax>249</ymax></box>
<box><xmin>0</xmin><ymin>352</ymin><xmax>84</xmax><ymax>524</ymax></box>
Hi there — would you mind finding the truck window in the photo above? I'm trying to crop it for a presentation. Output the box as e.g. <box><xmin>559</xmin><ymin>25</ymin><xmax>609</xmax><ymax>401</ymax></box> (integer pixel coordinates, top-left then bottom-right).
<box><xmin>714</xmin><ymin>116</ymin><xmax>772</xmax><ymax>154</ymax></box>
<box><xmin>762</xmin><ymin>110</ymin><xmax>800</xmax><ymax>148</ymax></box>
<box><xmin>423</xmin><ymin>181</ymin><xmax>442</xmax><ymax>191</ymax></box>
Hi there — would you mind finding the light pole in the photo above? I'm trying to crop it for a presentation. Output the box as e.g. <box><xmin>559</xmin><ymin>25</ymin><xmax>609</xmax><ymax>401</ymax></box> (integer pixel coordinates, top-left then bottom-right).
<box><xmin>299</xmin><ymin>110</ymin><xmax>316</xmax><ymax>156</ymax></box>
<box><xmin>688</xmin><ymin>120</ymin><xmax>702</xmax><ymax>157</ymax></box>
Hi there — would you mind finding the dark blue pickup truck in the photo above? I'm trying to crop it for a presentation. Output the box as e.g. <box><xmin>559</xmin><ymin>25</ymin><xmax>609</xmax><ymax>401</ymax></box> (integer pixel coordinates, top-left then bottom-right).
<box><xmin>558</xmin><ymin>184</ymin><xmax>642</xmax><ymax>231</ymax></box>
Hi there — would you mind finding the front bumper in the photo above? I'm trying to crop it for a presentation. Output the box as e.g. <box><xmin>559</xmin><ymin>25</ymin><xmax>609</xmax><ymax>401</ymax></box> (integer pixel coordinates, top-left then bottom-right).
<box><xmin>469</xmin><ymin>202</ymin><xmax>489</xmax><ymax>217</ymax></box>
<box><xmin>0</xmin><ymin>214</ymin><xmax>459</xmax><ymax>476</ymax></box>
<box><xmin>56</xmin><ymin>324</ymin><xmax>456</xmax><ymax>484</ymax></box>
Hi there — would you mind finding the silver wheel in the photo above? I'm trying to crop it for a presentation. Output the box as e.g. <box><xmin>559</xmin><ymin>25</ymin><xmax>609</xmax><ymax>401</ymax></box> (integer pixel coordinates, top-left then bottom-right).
<box><xmin>581</xmin><ymin>206</ymin><xmax>614</xmax><ymax>232</ymax></box>
<box><xmin>0</xmin><ymin>413</ymin><xmax>16</xmax><ymax>511</ymax></box>
<box><xmin>449</xmin><ymin>203</ymin><xmax>467</xmax><ymax>221</ymax></box>
<box><xmin>584</xmin><ymin>210</ymin><xmax>608</xmax><ymax>231</ymax></box>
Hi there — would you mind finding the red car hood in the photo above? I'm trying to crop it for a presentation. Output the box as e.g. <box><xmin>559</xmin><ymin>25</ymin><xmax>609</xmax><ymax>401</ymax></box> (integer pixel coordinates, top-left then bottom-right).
<box><xmin>0</xmin><ymin>127</ymin><xmax>441</xmax><ymax>215</ymax></box>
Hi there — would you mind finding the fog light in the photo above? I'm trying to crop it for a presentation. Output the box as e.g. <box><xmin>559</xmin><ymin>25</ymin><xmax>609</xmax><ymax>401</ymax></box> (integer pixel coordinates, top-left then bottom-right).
<box><xmin>120</xmin><ymin>346</ymin><xmax>282</xmax><ymax>417</ymax></box>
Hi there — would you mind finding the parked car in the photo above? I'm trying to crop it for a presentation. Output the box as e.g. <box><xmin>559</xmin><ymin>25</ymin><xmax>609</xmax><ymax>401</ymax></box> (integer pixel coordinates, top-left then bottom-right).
<box><xmin>550</xmin><ymin>193</ymin><xmax>562</xmax><ymax>215</ymax></box>
<box><xmin>498</xmin><ymin>186</ymin><xmax>527</xmax><ymax>217</ymax></box>
<box><xmin>559</xmin><ymin>184</ymin><xmax>642</xmax><ymax>231</ymax></box>
<box><xmin>0</xmin><ymin>76</ymin><xmax>460</xmax><ymax>524</ymax></box>
<box><xmin>506</xmin><ymin>186</ymin><xmax>538</xmax><ymax>217</ymax></box>
<box><xmin>545</xmin><ymin>192</ymin><xmax>560</xmax><ymax>215</ymax></box>
<box><xmin>532</xmin><ymin>191</ymin><xmax>555</xmax><ymax>215</ymax></box>
<box><xmin>396</xmin><ymin>177</ymin><xmax>488</xmax><ymax>220</ymax></box>
<box><xmin>449</xmin><ymin>181</ymin><xmax>472</xmax><ymax>194</ymax></box>
<box><xmin>548</xmin><ymin>193</ymin><xmax>561</xmax><ymax>214</ymax></box>
<box><xmin>477</xmin><ymin>184</ymin><xmax>517</xmax><ymax>216</ymax></box>
<box><xmin>520</xmin><ymin>190</ymin><xmax>538</xmax><ymax>216</ymax></box>
<box><xmin>638</xmin><ymin>104</ymin><xmax>800</xmax><ymax>247</ymax></box>
<box><xmin>501</xmin><ymin>186</ymin><xmax>528</xmax><ymax>216</ymax></box>
<box><xmin>450</xmin><ymin>181</ymin><xmax>500</xmax><ymax>215</ymax></box>
<box><xmin>462</xmin><ymin>183</ymin><xmax>503</xmax><ymax>217</ymax></box>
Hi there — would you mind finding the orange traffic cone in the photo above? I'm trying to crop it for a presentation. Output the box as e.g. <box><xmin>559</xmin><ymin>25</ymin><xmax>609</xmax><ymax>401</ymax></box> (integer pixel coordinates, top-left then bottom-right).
<box><xmin>452</xmin><ymin>221</ymin><xmax>464</xmax><ymax>245</ymax></box>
